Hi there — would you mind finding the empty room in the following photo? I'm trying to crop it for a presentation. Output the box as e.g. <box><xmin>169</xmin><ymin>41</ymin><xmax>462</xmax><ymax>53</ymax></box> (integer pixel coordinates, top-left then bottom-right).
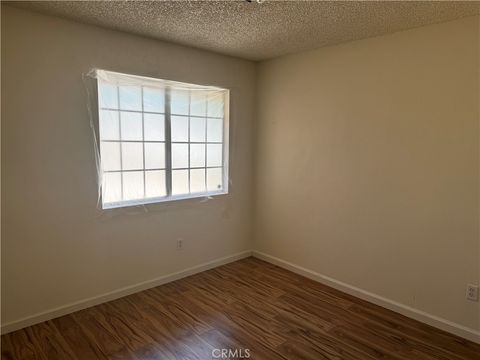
<box><xmin>1</xmin><ymin>1</ymin><xmax>480</xmax><ymax>359</ymax></box>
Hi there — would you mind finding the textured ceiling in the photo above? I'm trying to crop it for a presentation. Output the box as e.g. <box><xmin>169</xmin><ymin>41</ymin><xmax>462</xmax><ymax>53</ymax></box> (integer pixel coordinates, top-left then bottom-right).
<box><xmin>7</xmin><ymin>1</ymin><xmax>480</xmax><ymax>61</ymax></box>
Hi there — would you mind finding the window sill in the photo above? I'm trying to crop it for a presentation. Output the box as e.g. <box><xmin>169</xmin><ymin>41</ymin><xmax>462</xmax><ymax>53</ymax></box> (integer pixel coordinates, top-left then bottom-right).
<box><xmin>102</xmin><ymin>190</ymin><xmax>228</xmax><ymax>210</ymax></box>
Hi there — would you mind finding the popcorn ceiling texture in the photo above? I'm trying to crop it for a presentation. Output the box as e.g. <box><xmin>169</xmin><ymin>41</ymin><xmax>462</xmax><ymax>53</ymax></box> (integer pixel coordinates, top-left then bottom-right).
<box><xmin>7</xmin><ymin>1</ymin><xmax>480</xmax><ymax>61</ymax></box>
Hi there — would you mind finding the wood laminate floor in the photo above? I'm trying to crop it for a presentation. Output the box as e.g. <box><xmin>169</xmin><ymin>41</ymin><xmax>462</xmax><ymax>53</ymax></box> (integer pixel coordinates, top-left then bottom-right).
<box><xmin>2</xmin><ymin>257</ymin><xmax>480</xmax><ymax>359</ymax></box>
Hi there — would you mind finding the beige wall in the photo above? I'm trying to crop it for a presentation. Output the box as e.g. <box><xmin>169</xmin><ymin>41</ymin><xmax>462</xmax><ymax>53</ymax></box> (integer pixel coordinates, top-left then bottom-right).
<box><xmin>1</xmin><ymin>6</ymin><xmax>256</xmax><ymax>326</ymax></box>
<box><xmin>255</xmin><ymin>16</ymin><xmax>480</xmax><ymax>331</ymax></box>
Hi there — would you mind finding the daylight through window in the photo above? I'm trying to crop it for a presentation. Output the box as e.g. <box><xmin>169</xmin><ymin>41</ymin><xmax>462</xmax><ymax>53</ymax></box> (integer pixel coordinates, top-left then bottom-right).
<box><xmin>96</xmin><ymin>70</ymin><xmax>229</xmax><ymax>209</ymax></box>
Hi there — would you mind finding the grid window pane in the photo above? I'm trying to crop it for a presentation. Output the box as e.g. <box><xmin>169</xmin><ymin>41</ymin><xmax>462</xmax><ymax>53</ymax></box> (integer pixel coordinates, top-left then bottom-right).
<box><xmin>207</xmin><ymin>118</ymin><xmax>223</xmax><ymax>142</ymax></box>
<box><xmin>119</xmin><ymin>85</ymin><xmax>142</xmax><ymax>111</ymax></box>
<box><xmin>145</xmin><ymin>142</ymin><xmax>165</xmax><ymax>169</ymax></box>
<box><xmin>99</xmin><ymin>110</ymin><xmax>120</xmax><ymax>140</ymax></box>
<box><xmin>190</xmin><ymin>169</ymin><xmax>206</xmax><ymax>193</ymax></box>
<box><xmin>100</xmin><ymin>142</ymin><xmax>121</xmax><ymax>171</ymax></box>
<box><xmin>146</xmin><ymin>170</ymin><xmax>166</xmax><ymax>198</ymax></box>
<box><xmin>207</xmin><ymin>144</ymin><xmax>222</xmax><ymax>167</ymax></box>
<box><xmin>143</xmin><ymin>87</ymin><xmax>165</xmax><ymax>113</ymax></box>
<box><xmin>190</xmin><ymin>117</ymin><xmax>206</xmax><ymax>142</ymax></box>
<box><xmin>207</xmin><ymin>92</ymin><xmax>224</xmax><ymax>117</ymax></box>
<box><xmin>98</xmin><ymin>71</ymin><xmax>228</xmax><ymax>208</ymax></box>
<box><xmin>172</xmin><ymin>143</ymin><xmax>188</xmax><ymax>169</ymax></box>
<box><xmin>171</xmin><ymin>116</ymin><xmax>189</xmax><ymax>142</ymax></box>
<box><xmin>144</xmin><ymin>114</ymin><xmax>165</xmax><ymax>141</ymax></box>
<box><xmin>120</xmin><ymin>112</ymin><xmax>143</xmax><ymax>141</ymax></box>
<box><xmin>102</xmin><ymin>172</ymin><xmax>122</xmax><ymax>203</ymax></box>
<box><xmin>190</xmin><ymin>144</ymin><xmax>205</xmax><ymax>168</ymax></box>
<box><xmin>190</xmin><ymin>93</ymin><xmax>207</xmax><ymax>116</ymax></box>
<box><xmin>207</xmin><ymin>168</ymin><xmax>223</xmax><ymax>191</ymax></box>
<box><xmin>171</xmin><ymin>90</ymin><xmax>189</xmax><ymax>115</ymax></box>
<box><xmin>123</xmin><ymin>171</ymin><xmax>144</xmax><ymax>200</ymax></box>
<box><xmin>121</xmin><ymin>142</ymin><xmax>143</xmax><ymax>170</ymax></box>
<box><xmin>172</xmin><ymin>170</ymin><xmax>189</xmax><ymax>195</ymax></box>
<box><xmin>98</xmin><ymin>83</ymin><xmax>118</xmax><ymax>109</ymax></box>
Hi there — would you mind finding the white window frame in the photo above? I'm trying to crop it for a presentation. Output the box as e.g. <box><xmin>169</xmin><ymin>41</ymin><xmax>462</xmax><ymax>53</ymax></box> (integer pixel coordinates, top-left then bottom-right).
<box><xmin>96</xmin><ymin>70</ymin><xmax>230</xmax><ymax>209</ymax></box>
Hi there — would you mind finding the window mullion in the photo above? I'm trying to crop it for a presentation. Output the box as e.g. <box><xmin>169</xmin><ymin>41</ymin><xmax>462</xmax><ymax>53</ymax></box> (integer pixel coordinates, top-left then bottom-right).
<box><xmin>165</xmin><ymin>87</ymin><xmax>172</xmax><ymax>196</ymax></box>
<box><xmin>141</xmin><ymin>86</ymin><xmax>146</xmax><ymax>198</ymax></box>
<box><xmin>188</xmin><ymin>91</ymin><xmax>191</xmax><ymax>194</ymax></box>
<box><xmin>204</xmin><ymin>94</ymin><xmax>208</xmax><ymax>191</ymax></box>
<box><xmin>117</xmin><ymin>84</ymin><xmax>124</xmax><ymax>201</ymax></box>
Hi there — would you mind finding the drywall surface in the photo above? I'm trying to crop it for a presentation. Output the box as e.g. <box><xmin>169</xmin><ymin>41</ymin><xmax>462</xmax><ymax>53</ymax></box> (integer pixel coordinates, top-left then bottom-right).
<box><xmin>1</xmin><ymin>6</ymin><xmax>256</xmax><ymax>326</ymax></box>
<box><xmin>255</xmin><ymin>16</ymin><xmax>480</xmax><ymax>331</ymax></box>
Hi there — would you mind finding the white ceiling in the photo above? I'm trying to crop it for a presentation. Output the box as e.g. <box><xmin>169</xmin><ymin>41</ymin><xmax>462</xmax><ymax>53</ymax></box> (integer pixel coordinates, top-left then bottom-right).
<box><xmin>8</xmin><ymin>0</ymin><xmax>480</xmax><ymax>61</ymax></box>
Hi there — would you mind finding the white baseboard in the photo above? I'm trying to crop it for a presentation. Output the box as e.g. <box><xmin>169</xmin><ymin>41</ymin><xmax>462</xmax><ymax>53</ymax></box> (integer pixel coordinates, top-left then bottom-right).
<box><xmin>1</xmin><ymin>250</ymin><xmax>252</xmax><ymax>335</ymax></box>
<box><xmin>252</xmin><ymin>250</ymin><xmax>480</xmax><ymax>344</ymax></box>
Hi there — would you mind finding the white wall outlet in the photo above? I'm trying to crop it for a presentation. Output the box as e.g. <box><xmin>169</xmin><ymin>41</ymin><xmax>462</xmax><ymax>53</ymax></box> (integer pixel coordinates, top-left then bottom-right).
<box><xmin>176</xmin><ymin>238</ymin><xmax>184</xmax><ymax>250</ymax></box>
<box><xmin>466</xmin><ymin>284</ymin><xmax>479</xmax><ymax>302</ymax></box>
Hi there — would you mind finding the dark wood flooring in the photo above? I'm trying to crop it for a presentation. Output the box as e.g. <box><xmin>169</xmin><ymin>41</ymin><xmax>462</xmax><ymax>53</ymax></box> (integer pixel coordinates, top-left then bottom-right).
<box><xmin>2</xmin><ymin>257</ymin><xmax>480</xmax><ymax>359</ymax></box>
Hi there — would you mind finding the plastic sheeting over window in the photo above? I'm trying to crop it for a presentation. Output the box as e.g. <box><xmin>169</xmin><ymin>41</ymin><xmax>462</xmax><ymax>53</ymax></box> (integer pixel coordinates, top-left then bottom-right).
<box><xmin>90</xmin><ymin>69</ymin><xmax>230</xmax><ymax>209</ymax></box>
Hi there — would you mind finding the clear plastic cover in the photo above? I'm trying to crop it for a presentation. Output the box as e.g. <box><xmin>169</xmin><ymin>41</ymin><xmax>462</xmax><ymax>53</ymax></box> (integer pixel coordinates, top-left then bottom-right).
<box><xmin>84</xmin><ymin>69</ymin><xmax>231</xmax><ymax>213</ymax></box>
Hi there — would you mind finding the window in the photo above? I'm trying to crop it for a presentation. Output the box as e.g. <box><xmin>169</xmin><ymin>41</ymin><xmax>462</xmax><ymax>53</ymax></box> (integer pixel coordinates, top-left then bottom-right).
<box><xmin>96</xmin><ymin>70</ymin><xmax>229</xmax><ymax>209</ymax></box>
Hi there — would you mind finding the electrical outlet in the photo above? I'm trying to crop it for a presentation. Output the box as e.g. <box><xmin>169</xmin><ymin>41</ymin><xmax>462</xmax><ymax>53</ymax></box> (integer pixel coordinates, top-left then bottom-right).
<box><xmin>176</xmin><ymin>238</ymin><xmax>184</xmax><ymax>250</ymax></box>
<box><xmin>466</xmin><ymin>284</ymin><xmax>479</xmax><ymax>302</ymax></box>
